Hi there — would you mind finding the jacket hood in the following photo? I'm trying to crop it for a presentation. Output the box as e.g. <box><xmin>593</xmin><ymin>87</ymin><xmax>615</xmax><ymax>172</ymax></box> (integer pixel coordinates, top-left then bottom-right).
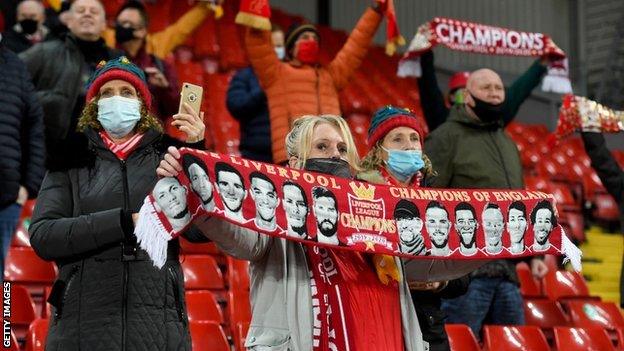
<box><xmin>447</xmin><ymin>104</ymin><xmax>504</xmax><ymax>130</ymax></box>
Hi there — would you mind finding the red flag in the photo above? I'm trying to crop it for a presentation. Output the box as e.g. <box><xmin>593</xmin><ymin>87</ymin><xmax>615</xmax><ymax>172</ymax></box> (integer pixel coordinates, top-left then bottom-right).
<box><xmin>235</xmin><ymin>0</ymin><xmax>272</xmax><ymax>31</ymax></box>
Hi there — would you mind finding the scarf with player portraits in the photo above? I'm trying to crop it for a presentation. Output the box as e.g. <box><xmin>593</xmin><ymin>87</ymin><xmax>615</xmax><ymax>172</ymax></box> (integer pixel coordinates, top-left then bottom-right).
<box><xmin>135</xmin><ymin>148</ymin><xmax>582</xmax><ymax>270</ymax></box>
<box><xmin>397</xmin><ymin>17</ymin><xmax>572</xmax><ymax>94</ymax></box>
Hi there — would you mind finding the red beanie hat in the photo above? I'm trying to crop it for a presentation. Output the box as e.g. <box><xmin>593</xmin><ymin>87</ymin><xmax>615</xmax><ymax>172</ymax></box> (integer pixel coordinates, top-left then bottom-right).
<box><xmin>368</xmin><ymin>106</ymin><xmax>424</xmax><ymax>148</ymax></box>
<box><xmin>448</xmin><ymin>71</ymin><xmax>470</xmax><ymax>92</ymax></box>
<box><xmin>85</xmin><ymin>56</ymin><xmax>152</xmax><ymax>109</ymax></box>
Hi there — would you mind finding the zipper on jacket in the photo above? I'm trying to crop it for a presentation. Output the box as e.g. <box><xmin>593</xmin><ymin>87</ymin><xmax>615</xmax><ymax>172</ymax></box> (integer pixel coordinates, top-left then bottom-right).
<box><xmin>315</xmin><ymin>68</ymin><xmax>321</xmax><ymax>115</ymax></box>
<box><xmin>489</xmin><ymin>131</ymin><xmax>512</xmax><ymax>188</ymax></box>
<box><xmin>54</xmin><ymin>265</ymin><xmax>79</xmax><ymax>323</ymax></box>
<box><xmin>168</xmin><ymin>267</ymin><xmax>186</xmax><ymax>324</ymax></box>
<box><xmin>119</xmin><ymin>159</ymin><xmax>131</xmax><ymax>351</ymax></box>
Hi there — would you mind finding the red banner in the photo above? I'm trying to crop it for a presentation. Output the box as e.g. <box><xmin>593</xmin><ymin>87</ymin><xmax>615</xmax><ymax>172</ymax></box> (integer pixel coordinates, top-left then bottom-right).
<box><xmin>397</xmin><ymin>18</ymin><xmax>572</xmax><ymax>94</ymax></box>
<box><xmin>135</xmin><ymin>149</ymin><xmax>581</xmax><ymax>269</ymax></box>
<box><xmin>235</xmin><ymin>0</ymin><xmax>271</xmax><ymax>30</ymax></box>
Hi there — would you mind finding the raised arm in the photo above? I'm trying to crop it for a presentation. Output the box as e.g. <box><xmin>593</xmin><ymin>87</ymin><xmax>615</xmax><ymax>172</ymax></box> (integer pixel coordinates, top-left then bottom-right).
<box><xmin>582</xmin><ymin>132</ymin><xmax>624</xmax><ymax>203</ymax></box>
<box><xmin>502</xmin><ymin>59</ymin><xmax>548</xmax><ymax>125</ymax></box>
<box><xmin>148</xmin><ymin>3</ymin><xmax>212</xmax><ymax>59</ymax></box>
<box><xmin>29</xmin><ymin>172</ymin><xmax>130</xmax><ymax>261</ymax></box>
<box><xmin>327</xmin><ymin>7</ymin><xmax>383</xmax><ymax>90</ymax></box>
<box><xmin>194</xmin><ymin>216</ymin><xmax>272</xmax><ymax>262</ymax></box>
<box><xmin>244</xmin><ymin>28</ymin><xmax>282</xmax><ymax>90</ymax></box>
<box><xmin>417</xmin><ymin>50</ymin><xmax>450</xmax><ymax>131</ymax></box>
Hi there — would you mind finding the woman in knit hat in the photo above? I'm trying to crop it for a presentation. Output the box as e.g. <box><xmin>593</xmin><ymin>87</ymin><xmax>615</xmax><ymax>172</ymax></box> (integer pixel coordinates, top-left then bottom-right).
<box><xmin>359</xmin><ymin>105</ymin><xmax>470</xmax><ymax>351</ymax></box>
<box><xmin>29</xmin><ymin>56</ymin><xmax>206</xmax><ymax>351</ymax></box>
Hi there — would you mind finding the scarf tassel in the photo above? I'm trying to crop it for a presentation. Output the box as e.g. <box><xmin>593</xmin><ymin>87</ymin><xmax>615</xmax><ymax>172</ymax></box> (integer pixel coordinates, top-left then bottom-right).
<box><xmin>397</xmin><ymin>57</ymin><xmax>422</xmax><ymax>78</ymax></box>
<box><xmin>134</xmin><ymin>197</ymin><xmax>173</xmax><ymax>269</ymax></box>
<box><xmin>561</xmin><ymin>230</ymin><xmax>583</xmax><ymax>272</ymax></box>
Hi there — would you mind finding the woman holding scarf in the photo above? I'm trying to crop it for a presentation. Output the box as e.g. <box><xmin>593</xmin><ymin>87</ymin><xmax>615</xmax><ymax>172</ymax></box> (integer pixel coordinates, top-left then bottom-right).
<box><xmin>29</xmin><ymin>57</ymin><xmax>206</xmax><ymax>351</ymax></box>
<box><xmin>359</xmin><ymin>106</ymin><xmax>470</xmax><ymax>351</ymax></box>
<box><xmin>157</xmin><ymin>114</ymin><xmax>485</xmax><ymax>351</ymax></box>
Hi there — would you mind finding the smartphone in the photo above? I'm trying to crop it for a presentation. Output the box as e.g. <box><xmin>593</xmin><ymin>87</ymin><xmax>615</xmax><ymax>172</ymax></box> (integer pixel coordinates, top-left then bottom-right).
<box><xmin>178</xmin><ymin>82</ymin><xmax>203</xmax><ymax>115</ymax></box>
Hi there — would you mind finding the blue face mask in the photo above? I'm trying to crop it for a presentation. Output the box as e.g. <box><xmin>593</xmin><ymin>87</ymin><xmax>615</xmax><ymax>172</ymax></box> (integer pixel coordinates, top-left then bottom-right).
<box><xmin>383</xmin><ymin>147</ymin><xmax>425</xmax><ymax>182</ymax></box>
<box><xmin>275</xmin><ymin>46</ymin><xmax>285</xmax><ymax>60</ymax></box>
<box><xmin>97</xmin><ymin>96</ymin><xmax>141</xmax><ymax>139</ymax></box>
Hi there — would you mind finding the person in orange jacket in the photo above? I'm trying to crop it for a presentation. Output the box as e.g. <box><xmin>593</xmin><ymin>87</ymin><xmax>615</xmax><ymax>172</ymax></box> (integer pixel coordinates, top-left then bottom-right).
<box><xmin>102</xmin><ymin>0</ymin><xmax>220</xmax><ymax>60</ymax></box>
<box><xmin>244</xmin><ymin>2</ymin><xmax>384</xmax><ymax>164</ymax></box>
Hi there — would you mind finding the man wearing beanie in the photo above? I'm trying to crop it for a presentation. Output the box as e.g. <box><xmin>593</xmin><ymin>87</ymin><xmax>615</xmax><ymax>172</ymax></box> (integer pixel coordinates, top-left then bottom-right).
<box><xmin>243</xmin><ymin>2</ymin><xmax>384</xmax><ymax>164</ymax></box>
<box><xmin>425</xmin><ymin>68</ymin><xmax>548</xmax><ymax>339</ymax></box>
<box><xmin>20</xmin><ymin>0</ymin><xmax>122</xmax><ymax>171</ymax></box>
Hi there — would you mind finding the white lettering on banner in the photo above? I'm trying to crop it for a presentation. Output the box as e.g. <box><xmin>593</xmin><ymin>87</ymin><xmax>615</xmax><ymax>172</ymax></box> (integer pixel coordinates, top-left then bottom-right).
<box><xmin>534</xmin><ymin>33</ymin><xmax>545</xmax><ymax>50</ymax></box>
<box><xmin>507</xmin><ymin>31</ymin><xmax>521</xmax><ymax>49</ymax></box>
<box><xmin>463</xmin><ymin>27</ymin><xmax>476</xmax><ymax>45</ymax></box>
<box><xmin>491</xmin><ymin>29</ymin><xmax>503</xmax><ymax>46</ymax></box>
<box><xmin>435</xmin><ymin>23</ymin><xmax>449</xmax><ymax>42</ymax></box>
<box><xmin>449</xmin><ymin>24</ymin><xmax>463</xmax><ymax>43</ymax></box>
<box><xmin>475</xmin><ymin>27</ymin><xmax>491</xmax><ymax>46</ymax></box>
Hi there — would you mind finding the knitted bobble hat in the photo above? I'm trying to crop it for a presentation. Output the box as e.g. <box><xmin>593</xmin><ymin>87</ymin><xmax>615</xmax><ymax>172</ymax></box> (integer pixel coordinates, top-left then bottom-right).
<box><xmin>367</xmin><ymin>105</ymin><xmax>424</xmax><ymax>147</ymax></box>
<box><xmin>85</xmin><ymin>56</ymin><xmax>152</xmax><ymax>109</ymax></box>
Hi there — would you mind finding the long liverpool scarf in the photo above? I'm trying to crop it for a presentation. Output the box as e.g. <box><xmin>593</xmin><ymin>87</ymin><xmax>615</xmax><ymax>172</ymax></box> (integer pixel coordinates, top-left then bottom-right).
<box><xmin>135</xmin><ymin>148</ymin><xmax>581</xmax><ymax>269</ymax></box>
<box><xmin>397</xmin><ymin>17</ymin><xmax>572</xmax><ymax>94</ymax></box>
<box><xmin>549</xmin><ymin>94</ymin><xmax>624</xmax><ymax>145</ymax></box>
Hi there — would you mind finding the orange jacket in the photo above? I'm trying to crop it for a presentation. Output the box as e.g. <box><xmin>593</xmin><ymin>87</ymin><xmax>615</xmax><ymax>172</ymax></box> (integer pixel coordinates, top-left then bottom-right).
<box><xmin>103</xmin><ymin>4</ymin><xmax>212</xmax><ymax>59</ymax></box>
<box><xmin>245</xmin><ymin>8</ymin><xmax>382</xmax><ymax>163</ymax></box>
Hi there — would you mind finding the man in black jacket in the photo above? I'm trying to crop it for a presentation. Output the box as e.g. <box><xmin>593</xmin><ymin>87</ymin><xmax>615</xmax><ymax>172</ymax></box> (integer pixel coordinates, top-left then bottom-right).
<box><xmin>19</xmin><ymin>0</ymin><xmax>122</xmax><ymax>171</ymax></box>
<box><xmin>0</xmin><ymin>37</ymin><xmax>45</xmax><ymax>274</ymax></box>
<box><xmin>582</xmin><ymin>131</ymin><xmax>624</xmax><ymax>307</ymax></box>
<box><xmin>2</xmin><ymin>0</ymin><xmax>51</xmax><ymax>54</ymax></box>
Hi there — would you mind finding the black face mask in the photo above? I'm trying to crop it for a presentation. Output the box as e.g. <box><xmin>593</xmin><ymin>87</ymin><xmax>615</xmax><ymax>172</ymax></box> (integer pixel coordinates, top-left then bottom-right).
<box><xmin>19</xmin><ymin>19</ymin><xmax>38</xmax><ymax>35</ymax></box>
<box><xmin>303</xmin><ymin>158</ymin><xmax>352</xmax><ymax>179</ymax></box>
<box><xmin>469</xmin><ymin>92</ymin><xmax>505</xmax><ymax>123</ymax></box>
<box><xmin>115</xmin><ymin>24</ymin><xmax>136</xmax><ymax>44</ymax></box>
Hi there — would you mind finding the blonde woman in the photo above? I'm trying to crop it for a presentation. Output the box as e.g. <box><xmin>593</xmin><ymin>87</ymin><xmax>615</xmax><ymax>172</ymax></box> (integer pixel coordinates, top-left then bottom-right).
<box><xmin>158</xmin><ymin>115</ymin><xmax>484</xmax><ymax>351</ymax></box>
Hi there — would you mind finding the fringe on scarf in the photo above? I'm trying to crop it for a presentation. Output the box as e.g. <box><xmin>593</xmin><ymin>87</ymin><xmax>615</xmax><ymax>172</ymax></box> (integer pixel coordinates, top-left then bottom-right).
<box><xmin>235</xmin><ymin>12</ymin><xmax>272</xmax><ymax>31</ymax></box>
<box><xmin>134</xmin><ymin>197</ymin><xmax>173</xmax><ymax>269</ymax></box>
<box><xmin>397</xmin><ymin>57</ymin><xmax>422</xmax><ymax>78</ymax></box>
<box><xmin>561</xmin><ymin>230</ymin><xmax>583</xmax><ymax>272</ymax></box>
<box><xmin>542</xmin><ymin>59</ymin><xmax>573</xmax><ymax>94</ymax></box>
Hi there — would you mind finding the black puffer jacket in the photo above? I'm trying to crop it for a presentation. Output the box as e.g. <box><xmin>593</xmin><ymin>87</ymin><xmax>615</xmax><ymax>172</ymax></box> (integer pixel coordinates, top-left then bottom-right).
<box><xmin>29</xmin><ymin>128</ymin><xmax>205</xmax><ymax>351</ymax></box>
<box><xmin>0</xmin><ymin>44</ymin><xmax>45</xmax><ymax>207</ymax></box>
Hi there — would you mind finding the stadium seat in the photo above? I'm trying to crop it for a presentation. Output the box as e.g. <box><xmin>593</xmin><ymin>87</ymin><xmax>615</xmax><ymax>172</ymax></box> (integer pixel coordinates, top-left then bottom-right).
<box><xmin>523</xmin><ymin>299</ymin><xmax>570</xmax><ymax>329</ymax></box>
<box><xmin>592</xmin><ymin>192</ymin><xmax>620</xmax><ymax>222</ymax></box>
<box><xmin>542</xmin><ymin>270</ymin><xmax>595</xmax><ymax>301</ymax></box>
<box><xmin>4</xmin><ymin>330</ymin><xmax>19</xmax><ymax>351</ymax></box>
<box><xmin>482</xmin><ymin>325</ymin><xmax>549</xmax><ymax>351</ymax></box>
<box><xmin>185</xmin><ymin>290</ymin><xmax>224</xmax><ymax>324</ymax></box>
<box><xmin>4</xmin><ymin>284</ymin><xmax>37</xmax><ymax>341</ymax></box>
<box><xmin>227</xmin><ymin>290</ymin><xmax>251</xmax><ymax>327</ymax></box>
<box><xmin>189</xmin><ymin>321</ymin><xmax>229</xmax><ymax>351</ymax></box>
<box><xmin>444</xmin><ymin>324</ymin><xmax>480</xmax><ymax>351</ymax></box>
<box><xmin>179</xmin><ymin>238</ymin><xmax>222</xmax><ymax>256</ymax></box>
<box><xmin>226</xmin><ymin>256</ymin><xmax>250</xmax><ymax>292</ymax></box>
<box><xmin>20</xmin><ymin>199</ymin><xmax>36</xmax><ymax>220</ymax></box>
<box><xmin>516</xmin><ymin>263</ymin><xmax>543</xmax><ymax>298</ymax></box>
<box><xmin>234</xmin><ymin>322</ymin><xmax>250</xmax><ymax>351</ymax></box>
<box><xmin>562</xmin><ymin>300</ymin><xmax>624</xmax><ymax>331</ymax></box>
<box><xmin>4</xmin><ymin>248</ymin><xmax>57</xmax><ymax>286</ymax></box>
<box><xmin>11</xmin><ymin>220</ymin><xmax>31</xmax><ymax>247</ymax></box>
<box><xmin>25</xmin><ymin>318</ymin><xmax>49</xmax><ymax>351</ymax></box>
<box><xmin>553</xmin><ymin>326</ymin><xmax>615</xmax><ymax>351</ymax></box>
<box><xmin>180</xmin><ymin>255</ymin><xmax>225</xmax><ymax>291</ymax></box>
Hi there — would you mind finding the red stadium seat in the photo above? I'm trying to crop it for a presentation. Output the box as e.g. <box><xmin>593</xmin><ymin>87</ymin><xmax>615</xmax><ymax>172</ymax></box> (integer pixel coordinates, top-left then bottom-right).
<box><xmin>542</xmin><ymin>270</ymin><xmax>595</xmax><ymax>301</ymax></box>
<box><xmin>4</xmin><ymin>330</ymin><xmax>19</xmax><ymax>351</ymax></box>
<box><xmin>226</xmin><ymin>256</ymin><xmax>250</xmax><ymax>292</ymax></box>
<box><xmin>179</xmin><ymin>238</ymin><xmax>221</xmax><ymax>255</ymax></box>
<box><xmin>4</xmin><ymin>284</ymin><xmax>37</xmax><ymax>341</ymax></box>
<box><xmin>227</xmin><ymin>290</ymin><xmax>251</xmax><ymax>327</ymax></box>
<box><xmin>234</xmin><ymin>322</ymin><xmax>250</xmax><ymax>351</ymax></box>
<box><xmin>185</xmin><ymin>290</ymin><xmax>224</xmax><ymax>324</ymax></box>
<box><xmin>482</xmin><ymin>325</ymin><xmax>549</xmax><ymax>351</ymax></box>
<box><xmin>11</xmin><ymin>220</ymin><xmax>31</xmax><ymax>247</ymax></box>
<box><xmin>346</xmin><ymin>113</ymin><xmax>371</xmax><ymax>157</ymax></box>
<box><xmin>524</xmin><ymin>299</ymin><xmax>570</xmax><ymax>329</ymax></box>
<box><xmin>592</xmin><ymin>192</ymin><xmax>620</xmax><ymax>222</ymax></box>
<box><xmin>25</xmin><ymin>318</ymin><xmax>49</xmax><ymax>351</ymax></box>
<box><xmin>553</xmin><ymin>326</ymin><xmax>615</xmax><ymax>351</ymax></box>
<box><xmin>180</xmin><ymin>255</ymin><xmax>225</xmax><ymax>291</ymax></box>
<box><xmin>562</xmin><ymin>300</ymin><xmax>624</xmax><ymax>331</ymax></box>
<box><xmin>189</xmin><ymin>321</ymin><xmax>229</xmax><ymax>351</ymax></box>
<box><xmin>4</xmin><ymin>248</ymin><xmax>56</xmax><ymax>285</ymax></box>
<box><xmin>444</xmin><ymin>324</ymin><xmax>480</xmax><ymax>351</ymax></box>
<box><xmin>516</xmin><ymin>263</ymin><xmax>543</xmax><ymax>298</ymax></box>
<box><xmin>20</xmin><ymin>199</ymin><xmax>36</xmax><ymax>219</ymax></box>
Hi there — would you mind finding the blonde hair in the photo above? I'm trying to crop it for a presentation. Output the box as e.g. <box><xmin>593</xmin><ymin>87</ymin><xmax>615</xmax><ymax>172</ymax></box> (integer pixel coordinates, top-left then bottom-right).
<box><xmin>77</xmin><ymin>93</ymin><xmax>163</xmax><ymax>134</ymax></box>
<box><xmin>285</xmin><ymin>115</ymin><xmax>360</xmax><ymax>170</ymax></box>
<box><xmin>360</xmin><ymin>140</ymin><xmax>436</xmax><ymax>179</ymax></box>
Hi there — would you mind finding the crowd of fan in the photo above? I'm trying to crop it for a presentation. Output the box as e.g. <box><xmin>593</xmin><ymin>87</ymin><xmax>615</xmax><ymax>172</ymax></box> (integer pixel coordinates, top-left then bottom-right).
<box><xmin>1</xmin><ymin>1</ymin><xmax>622</xmax><ymax>351</ymax></box>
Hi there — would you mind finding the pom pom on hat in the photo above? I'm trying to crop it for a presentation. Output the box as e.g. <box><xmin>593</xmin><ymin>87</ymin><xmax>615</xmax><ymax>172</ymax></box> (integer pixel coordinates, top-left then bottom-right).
<box><xmin>367</xmin><ymin>105</ymin><xmax>424</xmax><ymax>147</ymax></box>
<box><xmin>85</xmin><ymin>56</ymin><xmax>152</xmax><ymax>109</ymax></box>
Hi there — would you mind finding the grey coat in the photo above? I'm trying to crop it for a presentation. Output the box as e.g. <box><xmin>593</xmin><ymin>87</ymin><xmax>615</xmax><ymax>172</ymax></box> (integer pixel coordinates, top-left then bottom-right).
<box><xmin>196</xmin><ymin>217</ymin><xmax>486</xmax><ymax>351</ymax></box>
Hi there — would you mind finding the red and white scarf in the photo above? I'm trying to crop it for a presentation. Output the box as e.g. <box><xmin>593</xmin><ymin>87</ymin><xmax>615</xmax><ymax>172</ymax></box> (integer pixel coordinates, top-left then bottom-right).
<box><xmin>398</xmin><ymin>17</ymin><xmax>572</xmax><ymax>94</ymax></box>
<box><xmin>99</xmin><ymin>131</ymin><xmax>145</xmax><ymax>160</ymax></box>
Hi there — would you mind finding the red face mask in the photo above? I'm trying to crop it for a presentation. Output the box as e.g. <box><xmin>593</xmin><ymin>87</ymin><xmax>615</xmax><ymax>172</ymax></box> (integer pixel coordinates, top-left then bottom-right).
<box><xmin>295</xmin><ymin>38</ymin><xmax>319</xmax><ymax>65</ymax></box>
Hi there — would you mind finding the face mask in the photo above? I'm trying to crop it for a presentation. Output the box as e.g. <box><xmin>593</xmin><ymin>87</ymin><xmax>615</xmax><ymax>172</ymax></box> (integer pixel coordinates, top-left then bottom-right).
<box><xmin>274</xmin><ymin>46</ymin><xmax>285</xmax><ymax>60</ymax></box>
<box><xmin>383</xmin><ymin>147</ymin><xmax>425</xmax><ymax>182</ymax></box>
<box><xmin>19</xmin><ymin>19</ymin><xmax>38</xmax><ymax>35</ymax></box>
<box><xmin>115</xmin><ymin>24</ymin><xmax>136</xmax><ymax>44</ymax></box>
<box><xmin>97</xmin><ymin>96</ymin><xmax>141</xmax><ymax>139</ymax></box>
<box><xmin>469</xmin><ymin>92</ymin><xmax>505</xmax><ymax>123</ymax></box>
<box><xmin>296</xmin><ymin>38</ymin><xmax>319</xmax><ymax>65</ymax></box>
<box><xmin>304</xmin><ymin>158</ymin><xmax>352</xmax><ymax>179</ymax></box>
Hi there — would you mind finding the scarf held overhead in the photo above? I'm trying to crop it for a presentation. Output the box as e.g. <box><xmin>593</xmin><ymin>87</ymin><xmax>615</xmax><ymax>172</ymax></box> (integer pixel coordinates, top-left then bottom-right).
<box><xmin>397</xmin><ymin>17</ymin><xmax>572</xmax><ymax>94</ymax></box>
<box><xmin>135</xmin><ymin>149</ymin><xmax>581</xmax><ymax>269</ymax></box>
